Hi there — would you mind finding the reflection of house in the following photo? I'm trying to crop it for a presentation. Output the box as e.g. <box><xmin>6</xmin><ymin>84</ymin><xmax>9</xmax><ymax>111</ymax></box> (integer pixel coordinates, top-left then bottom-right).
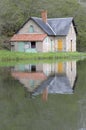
<box><xmin>79</xmin><ymin>128</ymin><xmax>86</xmax><ymax>130</ymax></box>
<box><xmin>33</xmin><ymin>73</ymin><xmax>74</xmax><ymax>95</ymax></box>
<box><xmin>12</xmin><ymin>65</ymin><xmax>46</xmax><ymax>92</ymax></box>
<box><xmin>78</xmin><ymin>100</ymin><xmax>86</xmax><ymax>130</ymax></box>
<box><xmin>43</xmin><ymin>61</ymin><xmax>76</xmax><ymax>89</ymax></box>
<box><xmin>33</xmin><ymin>61</ymin><xmax>76</xmax><ymax>101</ymax></box>
<box><xmin>11</xmin><ymin>61</ymin><xmax>76</xmax><ymax>97</ymax></box>
<box><xmin>10</xmin><ymin>10</ymin><xmax>77</xmax><ymax>52</ymax></box>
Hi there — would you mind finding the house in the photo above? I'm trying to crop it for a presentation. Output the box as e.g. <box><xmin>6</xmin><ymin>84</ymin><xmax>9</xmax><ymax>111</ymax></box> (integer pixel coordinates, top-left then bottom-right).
<box><xmin>10</xmin><ymin>10</ymin><xmax>77</xmax><ymax>52</ymax></box>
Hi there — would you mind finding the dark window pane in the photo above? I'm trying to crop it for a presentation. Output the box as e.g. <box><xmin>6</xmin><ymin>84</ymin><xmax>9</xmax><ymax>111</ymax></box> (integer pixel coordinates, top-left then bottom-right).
<box><xmin>31</xmin><ymin>65</ymin><xmax>36</xmax><ymax>72</ymax></box>
<box><xmin>31</xmin><ymin>42</ymin><xmax>36</xmax><ymax>48</ymax></box>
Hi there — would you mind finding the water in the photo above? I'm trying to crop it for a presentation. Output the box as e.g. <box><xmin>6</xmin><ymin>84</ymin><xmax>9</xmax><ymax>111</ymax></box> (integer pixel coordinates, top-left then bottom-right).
<box><xmin>0</xmin><ymin>59</ymin><xmax>86</xmax><ymax>130</ymax></box>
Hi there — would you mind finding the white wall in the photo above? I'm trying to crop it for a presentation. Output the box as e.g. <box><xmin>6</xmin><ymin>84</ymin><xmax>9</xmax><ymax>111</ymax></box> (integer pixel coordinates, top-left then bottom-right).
<box><xmin>43</xmin><ymin>36</ymin><xmax>56</xmax><ymax>52</ymax></box>
<box><xmin>66</xmin><ymin>23</ymin><xmax>76</xmax><ymax>52</ymax></box>
<box><xmin>43</xmin><ymin>37</ymin><xmax>50</xmax><ymax>52</ymax></box>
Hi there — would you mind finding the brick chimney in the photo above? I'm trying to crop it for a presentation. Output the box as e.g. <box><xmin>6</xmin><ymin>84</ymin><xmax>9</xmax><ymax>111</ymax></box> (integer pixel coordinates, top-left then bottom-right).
<box><xmin>41</xmin><ymin>10</ymin><xmax>47</xmax><ymax>23</ymax></box>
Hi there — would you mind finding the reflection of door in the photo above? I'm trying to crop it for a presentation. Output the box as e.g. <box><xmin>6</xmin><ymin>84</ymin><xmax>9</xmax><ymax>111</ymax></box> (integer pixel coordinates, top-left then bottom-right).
<box><xmin>58</xmin><ymin>62</ymin><xmax>63</xmax><ymax>73</ymax></box>
<box><xmin>58</xmin><ymin>39</ymin><xmax>63</xmax><ymax>51</ymax></box>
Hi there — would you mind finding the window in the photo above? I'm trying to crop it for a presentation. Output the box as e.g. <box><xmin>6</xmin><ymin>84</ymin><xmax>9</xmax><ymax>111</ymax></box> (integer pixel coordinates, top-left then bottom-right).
<box><xmin>29</xmin><ymin>25</ymin><xmax>34</xmax><ymax>33</ymax></box>
<box><xmin>24</xmin><ymin>42</ymin><xmax>31</xmax><ymax>49</ymax></box>
<box><xmin>31</xmin><ymin>42</ymin><xmax>36</xmax><ymax>48</ymax></box>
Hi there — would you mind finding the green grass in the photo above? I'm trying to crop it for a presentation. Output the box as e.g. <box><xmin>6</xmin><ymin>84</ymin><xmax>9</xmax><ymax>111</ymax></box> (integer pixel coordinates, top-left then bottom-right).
<box><xmin>0</xmin><ymin>50</ymin><xmax>86</xmax><ymax>62</ymax></box>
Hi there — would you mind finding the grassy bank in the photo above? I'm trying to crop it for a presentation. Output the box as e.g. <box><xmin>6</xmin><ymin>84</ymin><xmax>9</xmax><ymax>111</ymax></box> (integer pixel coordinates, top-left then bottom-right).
<box><xmin>0</xmin><ymin>50</ymin><xmax>86</xmax><ymax>62</ymax></box>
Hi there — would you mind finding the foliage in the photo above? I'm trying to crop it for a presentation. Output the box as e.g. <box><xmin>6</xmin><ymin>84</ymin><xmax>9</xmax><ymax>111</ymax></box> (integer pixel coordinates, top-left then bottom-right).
<box><xmin>0</xmin><ymin>0</ymin><xmax>86</xmax><ymax>51</ymax></box>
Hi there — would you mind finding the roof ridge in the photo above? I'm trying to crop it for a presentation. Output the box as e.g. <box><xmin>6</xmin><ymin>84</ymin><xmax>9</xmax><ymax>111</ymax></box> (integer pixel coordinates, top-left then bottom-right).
<box><xmin>46</xmin><ymin>23</ymin><xmax>56</xmax><ymax>35</ymax></box>
<box><xmin>31</xmin><ymin>17</ymin><xmax>55</xmax><ymax>35</ymax></box>
<box><xmin>48</xmin><ymin>17</ymin><xmax>73</xmax><ymax>20</ymax></box>
<box><xmin>31</xmin><ymin>17</ymin><xmax>42</xmax><ymax>19</ymax></box>
<box><xmin>32</xmin><ymin>17</ymin><xmax>73</xmax><ymax>19</ymax></box>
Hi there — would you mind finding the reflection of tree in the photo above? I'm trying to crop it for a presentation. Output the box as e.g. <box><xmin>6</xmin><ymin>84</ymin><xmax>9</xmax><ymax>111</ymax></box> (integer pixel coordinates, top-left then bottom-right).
<box><xmin>0</xmin><ymin>67</ymin><xmax>11</xmax><ymax>81</ymax></box>
<box><xmin>0</xmin><ymin>64</ymin><xmax>79</xmax><ymax>130</ymax></box>
<box><xmin>79</xmin><ymin>100</ymin><xmax>86</xmax><ymax>130</ymax></box>
<box><xmin>0</xmin><ymin>67</ymin><xmax>25</xmax><ymax>99</ymax></box>
<box><xmin>77</xmin><ymin>59</ymin><xmax>86</xmax><ymax>130</ymax></box>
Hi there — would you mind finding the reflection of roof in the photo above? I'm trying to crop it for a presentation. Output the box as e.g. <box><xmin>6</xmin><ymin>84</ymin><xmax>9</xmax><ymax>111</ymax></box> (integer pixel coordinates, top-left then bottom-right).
<box><xmin>11</xmin><ymin>34</ymin><xmax>47</xmax><ymax>42</ymax></box>
<box><xmin>12</xmin><ymin>72</ymin><xmax>47</xmax><ymax>80</ymax></box>
<box><xmin>33</xmin><ymin>74</ymin><xmax>73</xmax><ymax>95</ymax></box>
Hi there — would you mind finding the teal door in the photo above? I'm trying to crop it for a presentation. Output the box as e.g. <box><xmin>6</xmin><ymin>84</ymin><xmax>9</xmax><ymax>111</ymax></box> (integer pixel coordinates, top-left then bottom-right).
<box><xmin>18</xmin><ymin>42</ymin><xmax>25</xmax><ymax>52</ymax></box>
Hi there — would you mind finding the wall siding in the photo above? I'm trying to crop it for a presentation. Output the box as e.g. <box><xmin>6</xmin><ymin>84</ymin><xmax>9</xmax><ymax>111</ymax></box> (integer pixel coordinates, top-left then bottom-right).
<box><xmin>11</xmin><ymin>42</ymin><xmax>37</xmax><ymax>52</ymax></box>
<box><xmin>42</xmin><ymin>36</ymin><xmax>56</xmax><ymax>52</ymax></box>
<box><xmin>66</xmin><ymin>23</ymin><xmax>76</xmax><ymax>52</ymax></box>
<box><xmin>18</xmin><ymin>42</ymin><xmax>25</xmax><ymax>52</ymax></box>
<box><xmin>36</xmin><ymin>42</ymin><xmax>43</xmax><ymax>52</ymax></box>
<box><xmin>43</xmin><ymin>37</ymin><xmax>50</xmax><ymax>52</ymax></box>
<box><xmin>18</xmin><ymin>20</ymin><xmax>45</xmax><ymax>34</ymax></box>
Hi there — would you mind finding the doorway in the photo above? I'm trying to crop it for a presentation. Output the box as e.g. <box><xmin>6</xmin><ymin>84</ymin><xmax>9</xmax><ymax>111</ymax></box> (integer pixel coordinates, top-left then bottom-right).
<box><xmin>58</xmin><ymin>39</ymin><xmax>63</xmax><ymax>51</ymax></box>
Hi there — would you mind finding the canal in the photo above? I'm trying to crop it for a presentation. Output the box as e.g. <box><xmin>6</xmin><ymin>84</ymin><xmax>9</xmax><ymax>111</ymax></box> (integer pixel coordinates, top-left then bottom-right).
<box><xmin>0</xmin><ymin>58</ymin><xmax>86</xmax><ymax>130</ymax></box>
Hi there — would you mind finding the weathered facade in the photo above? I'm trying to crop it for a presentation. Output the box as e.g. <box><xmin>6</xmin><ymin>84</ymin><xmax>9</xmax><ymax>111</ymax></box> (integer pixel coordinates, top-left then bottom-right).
<box><xmin>11</xmin><ymin>11</ymin><xmax>77</xmax><ymax>52</ymax></box>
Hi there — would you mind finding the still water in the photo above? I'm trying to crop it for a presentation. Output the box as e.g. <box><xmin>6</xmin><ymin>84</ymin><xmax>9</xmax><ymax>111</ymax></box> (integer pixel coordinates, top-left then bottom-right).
<box><xmin>0</xmin><ymin>59</ymin><xmax>86</xmax><ymax>130</ymax></box>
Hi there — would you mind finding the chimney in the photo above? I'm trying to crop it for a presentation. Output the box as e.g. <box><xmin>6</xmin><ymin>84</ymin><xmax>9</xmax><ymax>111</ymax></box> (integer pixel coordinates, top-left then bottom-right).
<box><xmin>41</xmin><ymin>10</ymin><xmax>47</xmax><ymax>23</ymax></box>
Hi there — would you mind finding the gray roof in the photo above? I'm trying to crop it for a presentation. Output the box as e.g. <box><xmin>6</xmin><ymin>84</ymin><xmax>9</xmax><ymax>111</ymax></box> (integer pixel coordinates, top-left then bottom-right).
<box><xmin>48</xmin><ymin>18</ymin><xmax>73</xmax><ymax>36</ymax></box>
<box><xmin>31</xmin><ymin>17</ymin><xmax>76</xmax><ymax>36</ymax></box>
<box><xmin>32</xmin><ymin>74</ymin><xmax>74</xmax><ymax>96</ymax></box>
<box><xmin>31</xmin><ymin>17</ymin><xmax>55</xmax><ymax>35</ymax></box>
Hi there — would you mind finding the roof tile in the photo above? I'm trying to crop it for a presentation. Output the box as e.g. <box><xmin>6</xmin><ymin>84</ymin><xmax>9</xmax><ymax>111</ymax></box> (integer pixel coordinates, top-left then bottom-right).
<box><xmin>11</xmin><ymin>34</ymin><xmax>47</xmax><ymax>42</ymax></box>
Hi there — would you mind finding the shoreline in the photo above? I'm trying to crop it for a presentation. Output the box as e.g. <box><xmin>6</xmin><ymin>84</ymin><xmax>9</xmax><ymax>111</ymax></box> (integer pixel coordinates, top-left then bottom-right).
<box><xmin>0</xmin><ymin>50</ymin><xmax>86</xmax><ymax>62</ymax></box>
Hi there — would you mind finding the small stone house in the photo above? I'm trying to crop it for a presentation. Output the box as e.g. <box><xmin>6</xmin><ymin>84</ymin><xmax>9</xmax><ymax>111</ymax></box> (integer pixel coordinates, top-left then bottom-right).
<box><xmin>10</xmin><ymin>11</ymin><xmax>77</xmax><ymax>52</ymax></box>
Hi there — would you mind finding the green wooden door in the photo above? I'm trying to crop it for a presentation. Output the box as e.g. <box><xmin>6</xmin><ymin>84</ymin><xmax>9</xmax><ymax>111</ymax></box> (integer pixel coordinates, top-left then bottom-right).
<box><xmin>18</xmin><ymin>42</ymin><xmax>25</xmax><ymax>52</ymax></box>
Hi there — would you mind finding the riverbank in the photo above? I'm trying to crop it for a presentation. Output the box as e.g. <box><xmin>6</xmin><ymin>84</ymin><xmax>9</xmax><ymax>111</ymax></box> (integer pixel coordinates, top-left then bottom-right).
<box><xmin>0</xmin><ymin>50</ymin><xmax>86</xmax><ymax>61</ymax></box>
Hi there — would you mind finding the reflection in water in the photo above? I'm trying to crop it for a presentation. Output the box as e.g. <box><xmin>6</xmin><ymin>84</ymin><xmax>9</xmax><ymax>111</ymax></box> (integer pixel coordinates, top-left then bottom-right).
<box><xmin>1</xmin><ymin>59</ymin><xmax>86</xmax><ymax>130</ymax></box>
<box><xmin>11</xmin><ymin>61</ymin><xmax>77</xmax><ymax>101</ymax></box>
<box><xmin>78</xmin><ymin>100</ymin><xmax>86</xmax><ymax>130</ymax></box>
